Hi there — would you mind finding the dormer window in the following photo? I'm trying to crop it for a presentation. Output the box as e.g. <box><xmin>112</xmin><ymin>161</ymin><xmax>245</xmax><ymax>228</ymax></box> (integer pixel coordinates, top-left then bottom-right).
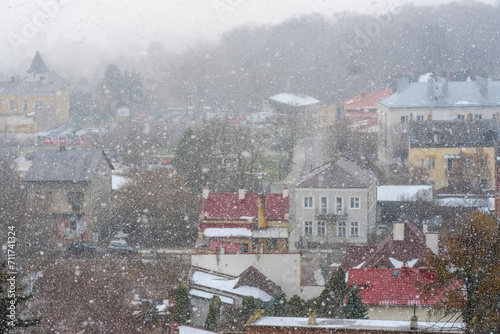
<box><xmin>392</xmin><ymin>270</ymin><xmax>399</xmax><ymax>277</ymax></box>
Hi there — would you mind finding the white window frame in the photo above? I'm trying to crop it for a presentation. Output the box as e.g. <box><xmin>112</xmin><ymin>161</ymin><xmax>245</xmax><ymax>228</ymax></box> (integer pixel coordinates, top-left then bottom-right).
<box><xmin>416</xmin><ymin>115</ymin><xmax>424</xmax><ymax>121</ymax></box>
<box><xmin>349</xmin><ymin>197</ymin><xmax>360</xmax><ymax>210</ymax></box>
<box><xmin>304</xmin><ymin>221</ymin><xmax>313</xmax><ymax>236</ymax></box>
<box><xmin>317</xmin><ymin>221</ymin><xmax>326</xmax><ymax>236</ymax></box>
<box><xmin>304</xmin><ymin>196</ymin><xmax>313</xmax><ymax>209</ymax></box>
<box><xmin>428</xmin><ymin>157</ymin><xmax>436</xmax><ymax>169</ymax></box>
<box><xmin>320</xmin><ymin>197</ymin><xmax>328</xmax><ymax>214</ymax></box>
<box><xmin>350</xmin><ymin>222</ymin><xmax>359</xmax><ymax>237</ymax></box>
<box><xmin>335</xmin><ymin>197</ymin><xmax>343</xmax><ymax>215</ymax></box>
<box><xmin>337</xmin><ymin>221</ymin><xmax>346</xmax><ymax>237</ymax></box>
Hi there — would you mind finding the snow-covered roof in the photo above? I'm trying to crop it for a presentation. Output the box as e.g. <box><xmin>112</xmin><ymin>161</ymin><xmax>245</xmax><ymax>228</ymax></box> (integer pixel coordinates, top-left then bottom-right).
<box><xmin>189</xmin><ymin>289</ymin><xmax>234</xmax><ymax>305</ymax></box>
<box><xmin>269</xmin><ymin>93</ymin><xmax>320</xmax><ymax>107</ymax></box>
<box><xmin>203</xmin><ymin>228</ymin><xmax>252</xmax><ymax>238</ymax></box>
<box><xmin>112</xmin><ymin>175</ymin><xmax>130</xmax><ymax>190</ymax></box>
<box><xmin>436</xmin><ymin>195</ymin><xmax>494</xmax><ymax>212</ymax></box>
<box><xmin>377</xmin><ymin>185</ymin><xmax>433</xmax><ymax>202</ymax></box>
<box><xmin>191</xmin><ymin>270</ymin><xmax>272</xmax><ymax>301</ymax></box>
<box><xmin>249</xmin><ymin>317</ymin><xmax>463</xmax><ymax>332</ymax></box>
<box><xmin>178</xmin><ymin>325</ymin><xmax>217</xmax><ymax>334</ymax></box>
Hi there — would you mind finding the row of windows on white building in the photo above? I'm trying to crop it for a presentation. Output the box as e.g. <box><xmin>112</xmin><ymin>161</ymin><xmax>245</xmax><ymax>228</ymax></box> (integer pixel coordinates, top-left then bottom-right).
<box><xmin>304</xmin><ymin>221</ymin><xmax>359</xmax><ymax>237</ymax></box>
<box><xmin>303</xmin><ymin>196</ymin><xmax>360</xmax><ymax>214</ymax></box>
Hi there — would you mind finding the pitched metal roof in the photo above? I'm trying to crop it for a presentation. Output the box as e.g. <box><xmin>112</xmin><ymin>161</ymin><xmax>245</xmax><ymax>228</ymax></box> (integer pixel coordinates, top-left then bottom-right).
<box><xmin>0</xmin><ymin>81</ymin><xmax>62</xmax><ymax>96</ymax></box>
<box><xmin>380</xmin><ymin>80</ymin><xmax>500</xmax><ymax>108</ymax></box>
<box><xmin>296</xmin><ymin>157</ymin><xmax>376</xmax><ymax>188</ymax></box>
<box><xmin>25</xmin><ymin>149</ymin><xmax>113</xmax><ymax>182</ymax></box>
<box><xmin>410</xmin><ymin>119</ymin><xmax>499</xmax><ymax>148</ymax></box>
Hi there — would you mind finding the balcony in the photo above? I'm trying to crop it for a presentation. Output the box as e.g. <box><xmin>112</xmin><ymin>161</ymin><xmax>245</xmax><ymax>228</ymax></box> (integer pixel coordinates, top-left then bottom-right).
<box><xmin>315</xmin><ymin>210</ymin><xmax>346</xmax><ymax>221</ymax></box>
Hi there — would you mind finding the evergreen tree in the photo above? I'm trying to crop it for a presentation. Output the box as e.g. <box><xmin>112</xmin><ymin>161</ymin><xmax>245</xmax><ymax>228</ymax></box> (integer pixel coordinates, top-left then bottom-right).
<box><xmin>173</xmin><ymin>285</ymin><xmax>190</xmax><ymax>325</ymax></box>
<box><xmin>342</xmin><ymin>285</ymin><xmax>368</xmax><ymax>319</ymax></box>
<box><xmin>286</xmin><ymin>295</ymin><xmax>308</xmax><ymax>317</ymax></box>
<box><xmin>205</xmin><ymin>295</ymin><xmax>221</xmax><ymax>331</ymax></box>
<box><xmin>239</xmin><ymin>296</ymin><xmax>256</xmax><ymax>325</ymax></box>
<box><xmin>317</xmin><ymin>267</ymin><xmax>347</xmax><ymax>318</ymax></box>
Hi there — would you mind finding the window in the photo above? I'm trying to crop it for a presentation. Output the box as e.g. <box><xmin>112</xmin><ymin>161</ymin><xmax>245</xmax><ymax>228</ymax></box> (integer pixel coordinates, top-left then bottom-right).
<box><xmin>23</xmin><ymin>100</ymin><xmax>28</xmax><ymax>111</ymax></box>
<box><xmin>457</xmin><ymin>115</ymin><xmax>465</xmax><ymax>120</ymax></box>
<box><xmin>320</xmin><ymin>197</ymin><xmax>328</xmax><ymax>214</ymax></box>
<box><xmin>304</xmin><ymin>196</ymin><xmax>313</xmax><ymax>208</ymax></box>
<box><xmin>0</xmin><ymin>101</ymin><xmax>2</xmax><ymax>111</ymax></box>
<box><xmin>9</xmin><ymin>100</ymin><xmax>15</xmax><ymax>110</ymax></box>
<box><xmin>428</xmin><ymin>157</ymin><xmax>435</xmax><ymax>169</ymax></box>
<box><xmin>474</xmin><ymin>114</ymin><xmax>483</xmax><ymax>119</ymax></box>
<box><xmin>335</xmin><ymin>197</ymin><xmax>343</xmax><ymax>214</ymax></box>
<box><xmin>351</xmin><ymin>222</ymin><xmax>359</xmax><ymax>237</ymax></box>
<box><xmin>416</xmin><ymin>115</ymin><xmax>424</xmax><ymax>121</ymax></box>
<box><xmin>447</xmin><ymin>158</ymin><xmax>453</xmax><ymax>171</ymax></box>
<box><xmin>268</xmin><ymin>239</ymin><xmax>277</xmax><ymax>250</ymax></box>
<box><xmin>68</xmin><ymin>192</ymin><xmax>84</xmax><ymax>212</ymax></box>
<box><xmin>304</xmin><ymin>221</ymin><xmax>313</xmax><ymax>236</ymax></box>
<box><xmin>350</xmin><ymin>197</ymin><xmax>360</xmax><ymax>209</ymax></box>
<box><xmin>401</xmin><ymin>116</ymin><xmax>409</xmax><ymax>124</ymax></box>
<box><xmin>317</xmin><ymin>221</ymin><xmax>326</xmax><ymax>236</ymax></box>
<box><xmin>420</xmin><ymin>159</ymin><xmax>425</xmax><ymax>168</ymax></box>
<box><xmin>337</xmin><ymin>222</ymin><xmax>346</xmax><ymax>237</ymax></box>
<box><xmin>465</xmin><ymin>157</ymin><xmax>471</xmax><ymax>167</ymax></box>
<box><xmin>35</xmin><ymin>100</ymin><xmax>43</xmax><ymax>110</ymax></box>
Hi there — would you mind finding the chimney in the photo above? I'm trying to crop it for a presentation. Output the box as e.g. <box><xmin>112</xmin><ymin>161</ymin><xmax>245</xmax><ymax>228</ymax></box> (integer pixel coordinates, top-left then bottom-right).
<box><xmin>426</xmin><ymin>232</ymin><xmax>439</xmax><ymax>255</ymax></box>
<box><xmin>282</xmin><ymin>188</ymin><xmax>289</xmax><ymax>198</ymax></box>
<box><xmin>202</xmin><ymin>187</ymin><xmax>209</xmax><ymax>199</ymax></box>
<box><xmin>422</xmin><ymin>221</ymin><xmax>428</xmax><ymax>234</ymax></box>
<box><xmin>308</xmin><ymin>310</ymin><xmax>317</xmax><ymax>325</ymax></box>
<box><xmin>393</xmin><ymin>222</ymin><xmax>405</xmax><ymax>241</ymax></box>
<box><xmin>238</xmin><ymin>187</ymin><xmax>246</xmax><ymax>200</ymax></box>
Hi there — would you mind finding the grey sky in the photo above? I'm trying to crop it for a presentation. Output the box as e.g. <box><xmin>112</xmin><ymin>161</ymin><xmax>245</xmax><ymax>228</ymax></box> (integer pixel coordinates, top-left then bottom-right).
<box><xmin>1</xmin><ymin>0</ymin><xmax>499</xmax><ymax>76</ymax></box>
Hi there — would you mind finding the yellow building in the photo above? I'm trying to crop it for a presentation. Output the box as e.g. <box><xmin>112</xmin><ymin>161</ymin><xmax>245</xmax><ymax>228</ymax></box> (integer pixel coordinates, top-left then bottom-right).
<box><xmin>409</xmin><ymin>119</ymin><xmax>497</xmax><ymax>192</ymax></box>
<box><xmin>0</xmin><ymin>52</ymin><xmax>69</xmax><ymax>144</ymax></box>
<box><xmin>315</xmin><ymin>105</ymin><xmax>337</xmax><ymax>127</ymax></box>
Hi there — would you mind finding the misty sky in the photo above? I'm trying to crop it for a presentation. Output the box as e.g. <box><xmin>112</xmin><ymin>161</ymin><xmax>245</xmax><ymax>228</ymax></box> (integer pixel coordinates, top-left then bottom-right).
<box><xmin>1</xmin><ymin>0</ymin><xmax>499</xmax><ymax>77</ymax></box>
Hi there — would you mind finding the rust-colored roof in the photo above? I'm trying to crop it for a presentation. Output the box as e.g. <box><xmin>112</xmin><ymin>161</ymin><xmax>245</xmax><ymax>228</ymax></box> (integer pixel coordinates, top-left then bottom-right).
<box><xmin>347</xmin><ymin>267</ymin><xmax>444</xmax><ymax>306</ymax></box>
<box><xmin>340</xmin><ymin>88</ymin><xmax>392</xmax><ymax>111</ymax></box>
<box><xmin>342</xmin><ymin>222</ymin><xmax>432</xmax><ymax>269</ymax></box>
<box><xmin>265</xmin><ymin>193</ymin><xmax>289</xmax><ymax>220</ymax></box>
<box><xmin>235</xmin><ymin>266</ymin><xmax>281</xmax><ymax>296</ymax></box>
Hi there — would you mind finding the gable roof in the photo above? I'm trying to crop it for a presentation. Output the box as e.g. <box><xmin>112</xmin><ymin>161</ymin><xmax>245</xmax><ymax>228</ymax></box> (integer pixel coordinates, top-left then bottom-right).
<box><xmin>380</xmin><ymin>80</ymin><xmax>500</xmax><ymax>109</ymax></box>
<box><xmin>234</xmin><ymin>266</ymin><xmax>280</xmax><ymax>296</ymax></box>
<box><xmin>343</xmin><ymin>222</ymin><xmax>431</xmax><ymax>269</ymax></box>
<box><xmin>25</xmin><ymin>149</ymin><xmax>113</xmax><ymax>182</ymax></box>
<box><xmin>410</xmin><ymin>119</ymin><xmax>499</xmax><ymax>148</ymax></box>
<box><xmin>296</xmin><ymin>158</ymin><xmax>376</xmax><ymax>188</ymax></box>
<box><xmin>341</xmin><ymin>88</ymin><xmax>392</xmax><ymax>111</ymax></box>
<box><xmin>264</xmin><ymin>193</ymin><xmax>289</xmax><ymax>220</ymax></box>
<box><xmin>347</xmin><ymin>268</ymin><xmax>444</xmax><ymax>306</ymax></box>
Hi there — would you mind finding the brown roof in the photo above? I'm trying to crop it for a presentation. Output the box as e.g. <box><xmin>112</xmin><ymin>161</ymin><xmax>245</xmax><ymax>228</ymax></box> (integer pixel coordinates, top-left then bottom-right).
<box><xmin>342</xmin><ymin>222</ymin><xmax>432</xmax><ymax>269</ymax></box>
<box><xmin>234</xmin><ymin>266</ymin><xmax>280</xmax><ymax>296</ymax></box>
<box><xmin>296</xmin><ymin>157</ymin><xmax>376</xmax><ymax>188</ymax></box>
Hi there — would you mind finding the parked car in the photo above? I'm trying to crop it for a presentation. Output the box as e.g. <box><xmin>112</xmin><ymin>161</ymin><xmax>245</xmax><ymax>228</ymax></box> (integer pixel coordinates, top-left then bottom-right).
<box><xmin>107</xmin><ymin>239</ymin><xmax>138</xmax><ymax>255</ymax></box>
<box><xmin>67</xmin><ymin>241</ymin><xmax>96</xmax><ymax>255</ymax></box>
<box><xmin>25</xmin><ymin>151</ymin><xmax>35</xmax><ymax>160</ymax></box>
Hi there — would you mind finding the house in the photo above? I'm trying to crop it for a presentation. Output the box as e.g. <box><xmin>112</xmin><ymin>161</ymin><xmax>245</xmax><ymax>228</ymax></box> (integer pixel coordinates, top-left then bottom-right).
<box><xmin>196</xmin><ymin>187</ymin><xmax>289</xmax><ymax>253</ymax></box>
<box><xmin>191</xmin><ymin>252</ymin><xmax>322</xmax><ymax>300</ymax></box>
<box><xmin>25</xmin><ymin>148</ymin><xmax>114</xmax><ymax>244</ymax></box>
<box><xmin>409</xmin><ymin>119</ymin><xmax>498</xmax><ymax>192</ymax></box>
<box><xmin>189</xmin><ymin>266</ymin><xmax>281</xmax><ymax>327</ymax></box>
<box><xmin>246</xmin><ymin>315</ymin><xmax>463</xmax><ymax>333</ymax></box>
<box><xmin>269</xmin><ymin>93</ymin><xmax>320</xmax><ymax>119</ymax></box>
<box><xmin>315</xmin><ymin>105</ymin><xmax>338</xmax><ymax>128</ymax></box>
<box><xmin>342</xmin><ymin>221</ymin><xmax>440</xmax><ymax>270</ymax></box>
<box><xmin>290</xmin><ymin>158</ymin><xmax>377</xmax><ymax>251</ymax></box>
<box><xmin>347</xmin><ymin>267</ymin><xmax>460</xmax><ymax>322</ymax></box>
<box><xmin>0</xmin><ymin>52</ymin><xmax>70</xmax><ymax>144</ymax></box>
<box><xmin>340</xmin><ymin>88</ymin><xmax>392</xmax><ymax>132</ymax></box>
<box><xmin>377</xmin><ymin>76</ymin><xmax>500</xmax><ymax>165</ymax></box>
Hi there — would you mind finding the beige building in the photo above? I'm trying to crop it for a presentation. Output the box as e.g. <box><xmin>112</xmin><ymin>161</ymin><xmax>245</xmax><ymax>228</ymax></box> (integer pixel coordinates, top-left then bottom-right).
<box><xmin>378</xmin><ymin>77</ymin><xmax>500</xmax><ymax>166</ymax></box>
<box><xmin>25</xmin><ymin>148</ymin><xmax>114</xmax><ymax>244</ymax></box>
<box><xmin>0</xmin><ymin>52</ymin><xmax>70</xmax><ymax>144</ymax></box>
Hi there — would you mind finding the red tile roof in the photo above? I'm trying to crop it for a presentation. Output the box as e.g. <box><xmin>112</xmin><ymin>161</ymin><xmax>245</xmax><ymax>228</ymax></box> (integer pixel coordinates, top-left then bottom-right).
<box><xmin>340</xmin><ymin>88</ymin><xmax>392</xmax><ymax>111</ymax></box>
<box><xmin>201</xmin><ymin>193</ymin><xmax>259</xmax><ymax>220</ymax></box>
<box><xmin>342</xmin><ymin>222</ymin><xmax>431</xmax><ymax>269</ymax></box>
<box><xmin>200</xmin><ymin>192</ymin><xmax>289</xmax><ymax>221</ymax></box>
<box><xmin>347</xmin><ymin>268</ymin><xmax>444</xmax><ymax>306</ymax></box>
<box><xmin>264</xmin><ymin>193</ymin><xmax>289</xmax><ymax>220</ymax></box>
